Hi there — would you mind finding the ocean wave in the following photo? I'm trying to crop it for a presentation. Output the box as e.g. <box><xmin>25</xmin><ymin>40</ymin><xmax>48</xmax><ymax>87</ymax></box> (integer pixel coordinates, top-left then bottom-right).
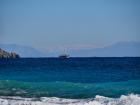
<box><xmin>0</xmin><ymin>94</ymin><xmax>140</xmax><ymax>105</ymax></box>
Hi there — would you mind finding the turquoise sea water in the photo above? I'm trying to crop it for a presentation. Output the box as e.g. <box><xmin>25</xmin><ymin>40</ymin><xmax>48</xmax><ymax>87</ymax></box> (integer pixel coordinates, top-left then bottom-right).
<box><xmin>0</xmin><ymin>57</ymin><xmax>140</xmax><ymax>105</ymax></box>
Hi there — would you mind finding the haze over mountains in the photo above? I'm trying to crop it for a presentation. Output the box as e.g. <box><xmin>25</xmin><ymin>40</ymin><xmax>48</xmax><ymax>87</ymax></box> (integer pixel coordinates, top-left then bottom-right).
<box><xmin>69</xmin><ymin>41</ymin><xmax>140</xmax><ymax>57</ymax></box>
<box><xmin>0</xmin><ymin>44</ymin><xmax>46</xmax><ymax>57</ymax></box>
<box><xmin>0</xmin><ymin>41</ymin><xmax>140</xmax><ymax>57</ymax></box>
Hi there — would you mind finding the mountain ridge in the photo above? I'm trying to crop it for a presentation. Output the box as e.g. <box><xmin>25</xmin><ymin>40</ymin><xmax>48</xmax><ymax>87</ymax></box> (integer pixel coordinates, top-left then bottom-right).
<box><xmin>0</xmin><ymin>41</ymin><xmax>140</xmax><ymax>57</ymax></box>
<box><xmin>69</xmin><ymin>41</ymin><xmax>140</xmax><ymax>57</ymax></box>
<box><xmin>0</xmin><ymin>44</ymin><xmax>46</xmax><ymax>57</ymax></box>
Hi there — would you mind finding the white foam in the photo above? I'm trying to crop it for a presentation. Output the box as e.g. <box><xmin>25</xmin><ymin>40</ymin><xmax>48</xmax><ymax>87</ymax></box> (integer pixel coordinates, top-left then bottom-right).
<box><xmin>0</xmin><ymin>94</ymin><xmax>140</xmax><ymax>105</ymax></box>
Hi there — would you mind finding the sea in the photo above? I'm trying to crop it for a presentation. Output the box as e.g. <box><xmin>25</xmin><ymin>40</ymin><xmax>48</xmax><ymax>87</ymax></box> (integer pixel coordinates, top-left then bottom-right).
<box><xmin>0</xmin><ymin>57</ymin><xmax>140</xmax><ymax>105</ymax></box>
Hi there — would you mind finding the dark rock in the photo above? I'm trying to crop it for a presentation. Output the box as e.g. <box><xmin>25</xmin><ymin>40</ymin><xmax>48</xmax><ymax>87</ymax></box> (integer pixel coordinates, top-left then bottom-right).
<box><xmin>0</xmin><ymin>48</ymin><xmax>20</xmax><ymax>58</ymax></box>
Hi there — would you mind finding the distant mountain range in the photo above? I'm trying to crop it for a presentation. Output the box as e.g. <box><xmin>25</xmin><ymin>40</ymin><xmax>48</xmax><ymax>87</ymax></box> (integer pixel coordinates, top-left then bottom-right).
<box><xmin>0</xmin><ymin>44</ymin><xmax>46</xmax><ymax>57</ymax></box>
<box><xmin>69</xmin><ymin>41</ymin><xmax>140</xmax><ymax>57</ymax></box>
<box><xmin>0</xmin><ymin>41</ymin><xmax>140</xmax><ymax>57</ymax></box>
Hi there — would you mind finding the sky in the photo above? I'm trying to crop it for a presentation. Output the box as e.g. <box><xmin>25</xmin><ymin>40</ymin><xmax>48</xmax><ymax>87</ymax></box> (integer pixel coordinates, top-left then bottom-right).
<box><xmin>0</xmin><ymin>0</ymin><xmax>140</xmax><ymax>52</ymax></box>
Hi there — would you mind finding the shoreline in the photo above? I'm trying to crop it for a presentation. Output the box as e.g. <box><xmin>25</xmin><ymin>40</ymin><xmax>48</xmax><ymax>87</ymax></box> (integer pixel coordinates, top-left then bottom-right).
<box><xmin>0</xmin><ymin>94</ymin><xmax>140</xmax><ymax>105</ymax></box>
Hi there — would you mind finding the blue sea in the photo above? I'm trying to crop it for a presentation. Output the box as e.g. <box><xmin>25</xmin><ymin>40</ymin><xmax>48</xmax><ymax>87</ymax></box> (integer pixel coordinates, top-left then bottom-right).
<box><xmin>0</xmin><ymin>57</ymin><xmax>140</xmax><ymax>105</ymax></box>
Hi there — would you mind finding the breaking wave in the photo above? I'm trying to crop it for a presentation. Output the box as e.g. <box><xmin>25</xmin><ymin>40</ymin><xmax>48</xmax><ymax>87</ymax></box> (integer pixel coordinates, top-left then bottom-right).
<box><xmin>0</xmin><ymin>94</ymin><xmax>140</xmax><ymax>105</ymax></box>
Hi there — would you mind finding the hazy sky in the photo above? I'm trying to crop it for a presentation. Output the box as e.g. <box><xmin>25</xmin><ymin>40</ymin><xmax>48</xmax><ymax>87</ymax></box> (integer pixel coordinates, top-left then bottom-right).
<box><xmin>0</xmin><ymin>0</ymin><xmax>140</xmax><ymax>51</ymax></box>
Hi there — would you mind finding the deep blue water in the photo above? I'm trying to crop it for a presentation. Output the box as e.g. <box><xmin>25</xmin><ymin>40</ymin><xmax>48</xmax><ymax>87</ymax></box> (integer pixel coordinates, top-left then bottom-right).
<box><xmin>0</xmin><ymin>57</ymin><xmax>140</xmax><ymax>99</ymax></box>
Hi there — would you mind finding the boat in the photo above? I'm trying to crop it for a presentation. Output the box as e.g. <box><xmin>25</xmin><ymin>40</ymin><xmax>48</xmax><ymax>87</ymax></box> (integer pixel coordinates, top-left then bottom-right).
<box><xmin>58</xmin><ymin>54</ymin><xmax>70</xmax><ymax>59</ymax></box>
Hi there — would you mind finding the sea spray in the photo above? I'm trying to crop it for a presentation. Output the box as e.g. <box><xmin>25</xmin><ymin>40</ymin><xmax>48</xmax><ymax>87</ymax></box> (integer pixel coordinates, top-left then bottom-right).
<box><xmin>0</xmin><ymin>94</ymin><xmax>140</xmax><ymax>105</ymax></box>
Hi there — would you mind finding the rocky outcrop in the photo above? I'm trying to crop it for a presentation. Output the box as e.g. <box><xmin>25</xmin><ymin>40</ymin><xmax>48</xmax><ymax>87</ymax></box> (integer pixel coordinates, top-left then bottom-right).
<box><xmin>0</xmin><ymin>48</ymin><xmax>20</xmax><ymax>58</ymax></box>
